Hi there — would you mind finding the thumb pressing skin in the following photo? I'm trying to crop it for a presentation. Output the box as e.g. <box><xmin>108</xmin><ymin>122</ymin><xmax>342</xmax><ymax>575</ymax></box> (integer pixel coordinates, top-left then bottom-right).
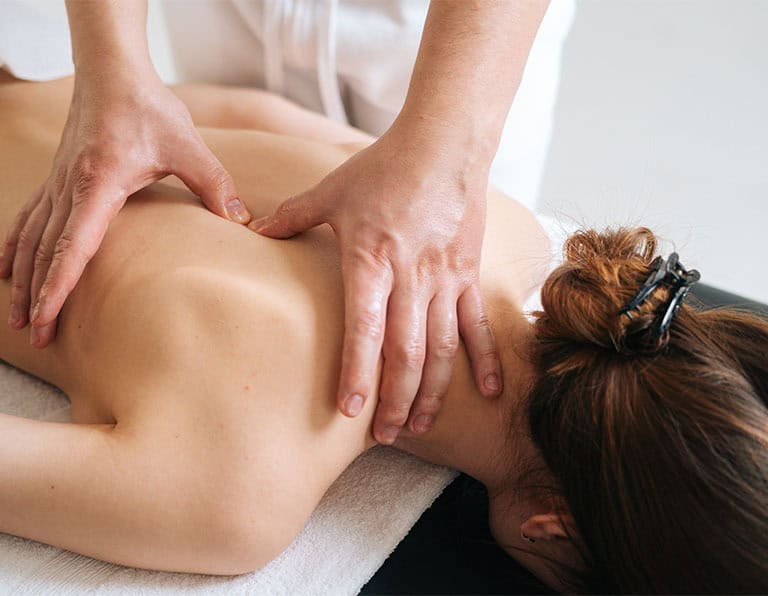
<box><xmin>250</xmin><ymin>190</ymin><xmax>328</xmax><ymax>239</ymax></box>
<box><xmin>174</xmin><ymin>134</ymin><xmax>250</xmax><ymax>224</ymax></box>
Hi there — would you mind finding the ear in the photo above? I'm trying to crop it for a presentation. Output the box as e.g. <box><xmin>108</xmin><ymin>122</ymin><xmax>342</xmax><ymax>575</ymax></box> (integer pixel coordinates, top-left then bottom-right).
<box><xmin>520</xmin><ymin>512</ymin><xmax>574</xmax><ymax>542</ymax></box>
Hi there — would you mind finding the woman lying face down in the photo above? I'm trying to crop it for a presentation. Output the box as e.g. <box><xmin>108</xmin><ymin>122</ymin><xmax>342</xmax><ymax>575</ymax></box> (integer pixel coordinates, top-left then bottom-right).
<box><xmin>0</xmin><ymin>76</ymin><xmax>765</xmax><ymax>593</ymax></box>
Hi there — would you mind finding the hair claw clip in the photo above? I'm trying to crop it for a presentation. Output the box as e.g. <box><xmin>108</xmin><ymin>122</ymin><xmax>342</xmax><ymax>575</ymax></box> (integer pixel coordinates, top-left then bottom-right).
<box><xmin>621</xmin><ymin>252</ymin><xmax>701</xmax><ymax>336</ymax></box>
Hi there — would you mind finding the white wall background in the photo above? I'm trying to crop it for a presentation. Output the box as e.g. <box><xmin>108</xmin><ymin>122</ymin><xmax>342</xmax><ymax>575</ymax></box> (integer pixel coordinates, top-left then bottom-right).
<box><xmin>538</xmin><ymin>0</ymin><xmax>767</xmax><ymax>302</ymax></box>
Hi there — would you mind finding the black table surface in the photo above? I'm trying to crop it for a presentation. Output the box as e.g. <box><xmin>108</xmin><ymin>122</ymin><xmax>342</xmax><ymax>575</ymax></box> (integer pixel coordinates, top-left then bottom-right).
<box><xmin>360</xmin><ymin>284</ymin><xmax>766</xmax><ymax>594</ymax></box>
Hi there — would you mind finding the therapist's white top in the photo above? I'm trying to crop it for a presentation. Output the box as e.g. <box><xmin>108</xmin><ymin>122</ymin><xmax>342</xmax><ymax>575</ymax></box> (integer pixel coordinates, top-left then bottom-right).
<box><xmin>0</xmin><ymin>0</ymin><xmax>575</xmax><ymax>209</ymax></box>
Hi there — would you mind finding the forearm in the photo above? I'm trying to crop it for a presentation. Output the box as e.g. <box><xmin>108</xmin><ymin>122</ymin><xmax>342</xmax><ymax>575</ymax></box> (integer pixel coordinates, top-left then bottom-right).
<box><xmin>65</xmin><ymin>0</ymin><xmax>155</xmax><ymax>80</ymax></box>
<box><xmin>397</xmin><ymin>0</ymin><xmax>549</xmax><ymax>163</ymax></box>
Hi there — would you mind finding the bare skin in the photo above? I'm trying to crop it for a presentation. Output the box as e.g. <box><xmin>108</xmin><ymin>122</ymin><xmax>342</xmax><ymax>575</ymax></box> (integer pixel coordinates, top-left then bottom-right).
<box><xmin>0</xmin><ymin>76</ymin><xmax>572</xmax><ymax>585</ymax></box>
<box><xmin>2</xmin><ymin>0</ymin><xmax>550</xmax><ymax>446</ymax></box>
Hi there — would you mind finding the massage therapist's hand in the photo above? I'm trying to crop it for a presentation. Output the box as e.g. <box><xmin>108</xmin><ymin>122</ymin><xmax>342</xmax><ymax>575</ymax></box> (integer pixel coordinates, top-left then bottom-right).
<box><xmin>0</xmin><ymin>70</ymin><xmax>250</xmax><ymax>348</ymax></box>
<box><xmin>252</xmin><ymin>120</ymin><xmax>503</xmax><ymax>445</ymax></box>
<box><xmin>254</xmin><ymin>0</ymin><xmax>549</xmax><ymax>444</ymax></box>
<box><xmin>1</xmin><ymin>0</ymin><xmax>250</xmax><ymax>347</ymax></box>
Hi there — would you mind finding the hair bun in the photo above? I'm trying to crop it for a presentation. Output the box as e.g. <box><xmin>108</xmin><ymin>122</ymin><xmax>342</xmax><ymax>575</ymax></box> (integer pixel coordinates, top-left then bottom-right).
<box><xmin>537</xmin><ymin>227</ymin><xmax>674</xmax><ymax>356</ymax></box>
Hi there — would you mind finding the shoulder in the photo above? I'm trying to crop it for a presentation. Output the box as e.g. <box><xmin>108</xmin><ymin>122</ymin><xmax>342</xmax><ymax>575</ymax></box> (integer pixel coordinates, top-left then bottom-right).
<box><xmin>481</xmin><ymin>189</ymin><xmax>552</xmax><ymax>308</ymax></box>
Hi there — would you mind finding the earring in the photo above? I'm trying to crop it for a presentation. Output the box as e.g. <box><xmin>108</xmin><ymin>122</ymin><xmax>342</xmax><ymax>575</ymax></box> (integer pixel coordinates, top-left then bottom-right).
<box><xmin>521</xmin><ymin>531</ymin><xmax>536</xmax><ymax>544</ymax></box>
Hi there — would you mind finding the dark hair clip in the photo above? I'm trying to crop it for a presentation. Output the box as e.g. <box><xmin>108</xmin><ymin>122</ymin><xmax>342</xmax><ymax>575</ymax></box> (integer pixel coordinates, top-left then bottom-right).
<box><xmin>621</xmin><ymin>252</ymin><xmax>700</xmax><ymax>336</ymax></box>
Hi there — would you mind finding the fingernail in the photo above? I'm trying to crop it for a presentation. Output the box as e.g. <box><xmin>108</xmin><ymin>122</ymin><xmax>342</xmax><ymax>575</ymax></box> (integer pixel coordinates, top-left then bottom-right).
<box><xmin>8</xmin><ymin>303</ymin><xmax>20</xmax><ymax>327</ymax></box>
<box><xmin>30</xmin><ymin>301</ymin><xmax>40</xmax><ymax>324</ymax></box>
<box><xmin>248</xmin><ymin>216</ymin><xmax>269</xmax><ymax>233</ymax></box>
<box><xmin>344</xmin><ymin>394</ymin><xmax>364</xmax><ymax>417</ymax></box>
<box><xmin>379</xmin><ymin>426</ymin><xmax>399</xmax><ymax>445</ymax></box>
<box><xmin>484</xmin><ymin>373</ymin><xmax>500</xmax><ymax>393</ymax></box>
<box><xmin>413</xmin><ymin>414</ymin><xmax>433</xmax><ymax>434</ymax></box>
<box><xmin>226</xmin><ymin>198</ymin><xmax>250</xmax><ymax>224</ymax></box>
<box><xmin>30</xmin><ymin>325</ymin><xmax>39</xmax><ymax>346</ymax></box>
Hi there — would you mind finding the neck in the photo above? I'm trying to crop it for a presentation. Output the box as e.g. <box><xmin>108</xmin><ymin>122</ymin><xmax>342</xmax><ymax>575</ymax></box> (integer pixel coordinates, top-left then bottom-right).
<box><xmin>393</xmin><ymin>306</ymin><xmax>536</xmax><ymax>496</ymax></box>
<box><xmin>390</xmin><ymin>301</ymin><xmax>581</xmax><ymax>591</ymax></box>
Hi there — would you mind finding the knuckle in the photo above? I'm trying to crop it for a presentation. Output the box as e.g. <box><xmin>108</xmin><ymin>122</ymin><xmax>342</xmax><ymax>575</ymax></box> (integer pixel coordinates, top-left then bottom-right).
<box><xmin>350</xmin><ymin>243</ymin><xmax>393</xmax><ymax>275</ymax></box>
<box><xmin>275</xmin><ymin>199</ymin><xmax>294</xmax><ymax>219</ymax></box>
<box><xmin>414</xmin><ymin>393</ymin><xmax>443</xmax><ymax>415</ymax></box>
<box><xmin>431</xmin><ymin>332</ymin><xmax>459</xmax><ymax>359</ymax></box>
<box><xmin>53</xmin><ymin>231</ymin><xmax>75</xmax><ymax>254</ymax></box>
<box><xmin>74</xmin><ymin>152</ymin><xmax>99</xmax><ymax>178</ymax></box>
<box><xmin>15</xmin><ymin>227</ymin><xmax>38</xmax><ymax>252</ymax></box>
<box><xmin>351</xmin><ymin>309</ymin><xmax>383</xmax><ymax>340</ymax></box>
<box><xmin>33</xmin><ymin>245</ymin><xmax>53</xmax><ymax>269</ymax></box>
<box><xmin>71</xmin><ymin>177</ymin><xmax>99</xmax><ymax>205</ymax></box>
<box><xmin>415</xmin><ymin>248</ymin><xmax>444</xmax><ymax>278</ymax></box>
<box><xmin>194</xmin><ymin>150</ymin><xmax>231</xmax><ymax>189</ymax></box>
<box><xmin>378</xmin><ymin>401</ymin><xmax>411</xmax><ymax>424</ymax></box>
<box><xmin>367</xmin><ymin>244</ymin><xmax>392</xmax><ymax>270</ymax></box>
<box><xmin>54</xmin><ymin>230</ymin><xmax>91</xmax><ymax>264</ymax></box>
<box><xmin>71</xmin><ymin>157</ymin><xmax>109</xmax><ymax>202</ymax></box>
<box><xmin>51</xmin><ymin>168</ymin><xmax>68</xmax><ymax>196</ymax></box>
<box><xmin>473</xmin><ymin>311</ymin><xmax>491</xmax><ymax>329</ymax></box>
<box><xmin>479</xmin><ymin>348</ymin><xmax>501</xmax><ymax>361</ymax></box>
<box><xmin>10</xmin><ymin>279</ymin><xmax>28</xmax><ymax>299</ymax></box>
<box><xmin>209</xmin><ymin>168</ymin><xmax>233</xmax><ymax>193</ymax></box>
<box><xmin>391</xmin><ymin>342</ymin><xmax>426</xmax><ymax>370</ymax></box>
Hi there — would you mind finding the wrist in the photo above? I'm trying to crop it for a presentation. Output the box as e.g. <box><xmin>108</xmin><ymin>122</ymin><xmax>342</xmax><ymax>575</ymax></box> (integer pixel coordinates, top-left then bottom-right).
<box><xmin>66</xmin><ymin>0</ymin><xmax>155</xmax><ymax>85</ymax></box>
<box><xmin>73</xmin><ymin>56</ymin><xmax>162</xmax><ymax>102</ymax></box>
<box><xmin>389</xmin><ymin>108</ymin><xmax>497</xmax><ymax>175</ymax></box>
<box><xmin>74</xmin><ymin>49</ymin><xmax>157</xmax><ymax>84</ymax></box>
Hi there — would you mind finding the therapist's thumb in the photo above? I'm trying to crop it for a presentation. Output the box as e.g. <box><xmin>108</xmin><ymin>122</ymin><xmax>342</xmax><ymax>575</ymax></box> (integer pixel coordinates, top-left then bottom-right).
<box><xmin>250</xmin><ymin>190</ymin><xmax>328</xmax><ymax>239</ymax></box>
<box><xmin>174</xmin><ymin>135</ymin><xmax>250</xmax><ymax>224</ymax></box>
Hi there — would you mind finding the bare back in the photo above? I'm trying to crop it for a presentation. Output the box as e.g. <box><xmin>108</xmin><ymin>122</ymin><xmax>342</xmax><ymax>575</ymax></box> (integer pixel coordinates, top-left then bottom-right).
<box><xmin>0</xmin><ymin>77</ymin><xmax>550</xmax><ymax>566</ymax></box>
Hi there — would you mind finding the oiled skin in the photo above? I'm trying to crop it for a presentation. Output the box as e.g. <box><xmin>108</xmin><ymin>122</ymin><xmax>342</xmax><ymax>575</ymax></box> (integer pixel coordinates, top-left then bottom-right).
<box><xmin>0</xmin><ymin>76</ymin><xmax>549</xmax><ymax>574</ymax></box>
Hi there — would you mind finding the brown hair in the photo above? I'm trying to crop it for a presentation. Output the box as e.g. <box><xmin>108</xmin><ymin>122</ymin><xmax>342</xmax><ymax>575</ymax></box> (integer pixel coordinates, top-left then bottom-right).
<box><xmin>527</xmin><ymin>227</ymin><xmax>768</xmax><ymax>593</ymax></box>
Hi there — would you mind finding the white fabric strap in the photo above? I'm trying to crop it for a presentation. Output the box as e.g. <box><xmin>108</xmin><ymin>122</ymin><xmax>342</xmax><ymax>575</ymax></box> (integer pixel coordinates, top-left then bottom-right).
<box><xmin>316</xmin><ymin>0</ymin><xmax>348</xmax><ymax>123</ymax></box>
<box><xmin>259</xmin><ymin>0</ymin><xmax>347</xmax><ymax>123</ymax></box>
<box><xmin>262</xmin><ymin>0</ymin><xmax>285</xmax><ymax>95</ymax></box>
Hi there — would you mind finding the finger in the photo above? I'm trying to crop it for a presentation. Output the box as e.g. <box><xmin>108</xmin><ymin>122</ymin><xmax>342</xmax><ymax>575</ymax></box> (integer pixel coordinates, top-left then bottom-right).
<box><xmin>31</xmin><ymin>192</ymin><xmax>119</xmax><ymax>327</ymax></box>
<box><xmin>408</xmin><ymin>292</ymin><xmax>459</xmax><ymax>434</ymax></box>
<box><xmin>336</xmin><ymin>258</ymin><xmax>392</xmax><ymax>420</ymax></box>
<box><xmin>377</xmin><ymin>286</ymin><xmax>428</xmax><ymax>445</ymax></box>
<box><xmin>0</xmin><ymin>187</ymin><xmax>44</xmax><ymax>279</ymax></box>
<box><xmin>30</xmin><ymin>199</ymin><xmax>71</xmax><ymax>318</ymax></box>
<box><xmin>250</xmin><ymin>189</ymin><xmax>329</xmax><ymax>239</ymax></box>
<box><xmin>8</xmin><ymin>196</ymin><xmax>51</xmax><ymax>330</ymax></box>
<box><xmin>30</xmin><ymin>318</ymin><xmax>57</xmax><ymax>350</ymax></box>
<box><xmin>173</xmin><ymin>131</ymin><xmax>249</xmax><ymax>224</ymax></box>
<box><xmin>457</xmin><ymin>283</ymin><xmax>503</xmax><ymax>398</ymax></box>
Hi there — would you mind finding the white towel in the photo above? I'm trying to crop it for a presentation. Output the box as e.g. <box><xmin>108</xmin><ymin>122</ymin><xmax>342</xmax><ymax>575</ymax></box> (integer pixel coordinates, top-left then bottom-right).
<box><xmin>0</xmin><ymin>362</ymin><xmax>456</xmax><ymax>595</ymax></box>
